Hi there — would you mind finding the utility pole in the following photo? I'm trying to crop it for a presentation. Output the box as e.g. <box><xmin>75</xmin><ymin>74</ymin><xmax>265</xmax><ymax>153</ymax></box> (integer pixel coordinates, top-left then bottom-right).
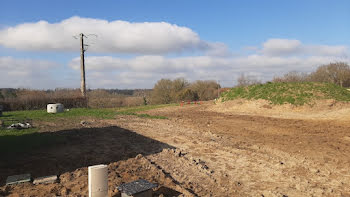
<box><xmin>80</xmin><ymin>33</ymin><xmax>86</xmax><ymax>97</ymax></box>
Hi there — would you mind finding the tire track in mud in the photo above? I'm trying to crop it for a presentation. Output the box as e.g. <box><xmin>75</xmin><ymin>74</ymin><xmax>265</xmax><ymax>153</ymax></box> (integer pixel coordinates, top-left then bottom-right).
<box><xmin>145</xmin><ymin>148</ymin><xmax>241</xmax><ymax>197</ymax></box>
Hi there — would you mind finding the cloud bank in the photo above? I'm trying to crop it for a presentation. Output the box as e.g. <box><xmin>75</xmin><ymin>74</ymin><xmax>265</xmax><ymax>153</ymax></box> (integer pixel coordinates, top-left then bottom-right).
<box><xmin>0</xmin><ymin>16</ymin><xmax>226</xmax><ymax>54</ymax></box>
<box><xmin>0</xmin><ymin>56</ymin><xmax>60</xmax><ymax>88</ymax></box>
<box><xmin>262</xmin><ymin>39</ymin><xmax>348</xmax><ymax>57</ymax></box>
<box><xmin>0</xmin><ymin>15</ymin><xmax>349</xmax><ymax>90</ymax></box>
<box><xmin>64</xmin><ymin>38</ymin><xmax>349</xmax><ymax>88</ymax></box>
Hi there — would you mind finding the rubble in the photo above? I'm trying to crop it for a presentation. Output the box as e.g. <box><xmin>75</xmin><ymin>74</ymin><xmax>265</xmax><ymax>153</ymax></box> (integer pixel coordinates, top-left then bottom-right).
<box><xmin>7</xmin><ymin>122</ymin><xmax>32</xmax><ymax>129</ymax></box>
<box><xmin>33</xmin><ymin>175</ymin><xmax>58</xmax><ymax>185</ymax></box>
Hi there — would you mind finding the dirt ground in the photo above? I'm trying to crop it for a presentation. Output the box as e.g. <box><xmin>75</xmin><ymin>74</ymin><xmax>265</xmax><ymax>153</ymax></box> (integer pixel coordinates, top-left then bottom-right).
<box><xmin>1</xmin><ymin>100</ymin><xmax>350</xmax><ymax>196</ymax></box>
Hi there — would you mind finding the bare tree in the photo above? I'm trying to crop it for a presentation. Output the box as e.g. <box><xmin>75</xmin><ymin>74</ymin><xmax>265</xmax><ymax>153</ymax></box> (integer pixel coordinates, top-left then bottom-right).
<box><xmin>151</xmin><ymin>78</ymin><xmax>221</xmax><ymax>104</ymax></box>
<box><xmin>190</xmin><ymin>80</ymin><xmax>220</xmax><ymax>100</ymax></box>
<box><xmin>273</xmin><ymin>71</ymin><xmax>310</xmax><ymax>83</ymax></box>
<box><xmin>236</xmin><ymin>74</ymin><xmax>261</xmax><ymax>87</ymax></box>
<box><xmin>151</xmin><ymin>79</ymin><xmax>173</xmax><ymax>104</ymax></box>
<box><xmin>171</xmin><ymin>78</ymin><xmax>190</xmax><ymax>100</ymax></box>
<box><xmin>309</xmin><ymin>62</ymin><xmax>350</xmax><ymax>87</ymax></box>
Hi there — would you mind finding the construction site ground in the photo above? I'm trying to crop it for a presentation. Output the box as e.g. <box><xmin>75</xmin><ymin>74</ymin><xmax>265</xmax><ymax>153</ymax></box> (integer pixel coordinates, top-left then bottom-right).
<box><xmin>1</xmin><ymin>100</ymin><xmax>350</xmax><ymax>196</ymax></box>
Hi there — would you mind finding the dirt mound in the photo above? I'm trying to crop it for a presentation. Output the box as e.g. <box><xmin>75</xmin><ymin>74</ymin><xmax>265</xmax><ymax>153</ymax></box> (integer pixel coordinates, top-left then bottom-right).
<box><xmin>1</xmin><ymin>148</ymin><xmax>236</xmax><ymax>197</ymax></box>
<box><xmin>0</xmin><ymin>152</ymin><xmax>184</xmax><ymax>196</ymax></box>
<box><xmin>209</xmin><ymin>99</ymin><xmax>350</xmax><ymax>121</ymax></box>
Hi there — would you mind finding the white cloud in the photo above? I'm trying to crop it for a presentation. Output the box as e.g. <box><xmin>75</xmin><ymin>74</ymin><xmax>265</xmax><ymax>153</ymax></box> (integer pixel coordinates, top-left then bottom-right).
<box><xmin>305</xmin><ymin>45</ymin><xmax>348</xmax><ymax>56</ymax></box>
<box><xmin>1</xmin><ymin>38</ymin><xmax>349</xmax><ymax>89</ymax></box>
<box><xmin>0</xmin><ymin>16</ymin><xmax>225</xmax><ymax>55</ymax></box>
<box><xmin>69</xmin><ymin>55</ymin><xmax>230</xmax><ymax>74</ymax></box>
<box><xmin>262</xmin><ymin>39</ymin><xmax>348</xmax><ymax>57</ymax></box>
<box><xmin>67</xmin><ymin>53</ymin><xmax>350</xmax><ymax>88</ymax></box>
<box><xmin>0</xmin><ymin>56</ymin><xmax>60</xmax><ymax>88</ymax></box>
<box><xmin>262</xmin><ymin>39</ymin><xmax>302</xmax><ymax>56</ymax></box>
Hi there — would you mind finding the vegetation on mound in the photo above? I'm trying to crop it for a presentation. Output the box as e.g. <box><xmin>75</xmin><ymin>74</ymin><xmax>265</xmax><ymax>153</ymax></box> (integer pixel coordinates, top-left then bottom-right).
<box><xmin>221</xmin><ymin>82</ymin><xmax>350</xmax><ymax>105</ymax></box>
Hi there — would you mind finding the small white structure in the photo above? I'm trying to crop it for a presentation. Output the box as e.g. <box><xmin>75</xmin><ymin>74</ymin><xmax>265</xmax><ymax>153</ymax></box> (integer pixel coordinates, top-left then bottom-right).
<box><xmin>47</xmin><ymin>103</ymin><xmax>64</xmax><ymax>113</ymax></box>
<box><xmin>88</xmin><ymin>164</ymin><xmax>108</xmax><ymax>197</ymax></box>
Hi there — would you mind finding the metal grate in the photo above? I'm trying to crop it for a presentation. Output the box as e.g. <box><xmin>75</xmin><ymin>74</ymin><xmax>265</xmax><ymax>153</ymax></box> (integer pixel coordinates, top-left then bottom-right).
<box><xmin>117</xmin><ymin>179</ymin><xmax>157</xmax><ymax>195</ymax></box>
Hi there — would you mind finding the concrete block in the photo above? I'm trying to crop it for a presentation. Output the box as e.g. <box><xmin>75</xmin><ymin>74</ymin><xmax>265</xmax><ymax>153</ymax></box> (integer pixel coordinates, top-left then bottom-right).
<box><xmin>47</xmin><ymin>103</ymin><xmax>64</xmax><ymax>113</ymax></box>
<box><xmin>6</xmin><ymin>174</ymin><xmax>31</xmax><ymax>185</ymax></box>
<box><xmin>33</xmin><ymin>175</ymin><xmax>58</xmax><ymax>185</ymax></box>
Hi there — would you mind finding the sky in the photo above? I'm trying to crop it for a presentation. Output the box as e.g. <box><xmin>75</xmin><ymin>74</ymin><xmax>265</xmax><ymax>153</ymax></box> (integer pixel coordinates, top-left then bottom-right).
<box><xmin>0</xmin><ymin>0</ymin><xmax>349</xmax><ymax>89</ymax></box>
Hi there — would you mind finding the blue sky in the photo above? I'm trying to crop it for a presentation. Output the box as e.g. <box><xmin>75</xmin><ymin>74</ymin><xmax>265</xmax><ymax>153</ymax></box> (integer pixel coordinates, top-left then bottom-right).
<box><xmin>0</xmin><ymin>0</ymin><xmax>349</xmax><ymax>89</ymax></box>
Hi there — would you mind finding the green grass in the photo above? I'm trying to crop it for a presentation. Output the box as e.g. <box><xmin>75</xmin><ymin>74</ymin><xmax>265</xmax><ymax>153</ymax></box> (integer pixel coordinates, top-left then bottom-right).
<box><xmin>0</xmin><ymin>104</ymin><xmax>174</xmax><ymax>129</ymax></box>
<box><xmin>221</xmin><ymin>82</ymin><xmax>350</xmax><ymax>105</ymax></box>
<box><xmin>3</xmin><ymin>107</ymin><xmax>116</xmax><ymax>121</ymax></box>
<box><xmin>0</xmin><ymin>104</ymin><xmax>174</xmax><ymax>154</ymax></box>
<box><xmin>0</xmin><ymin>108</ymin><xmax>117</xmax><ymax>132</ymax></box>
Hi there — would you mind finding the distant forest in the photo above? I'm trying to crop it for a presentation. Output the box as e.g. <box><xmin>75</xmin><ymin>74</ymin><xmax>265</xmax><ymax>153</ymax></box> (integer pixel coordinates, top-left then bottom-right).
<box><xmin>0</xmin><ymin>88</ymin><xmax>152</xmax><ymax>99</ymax></box>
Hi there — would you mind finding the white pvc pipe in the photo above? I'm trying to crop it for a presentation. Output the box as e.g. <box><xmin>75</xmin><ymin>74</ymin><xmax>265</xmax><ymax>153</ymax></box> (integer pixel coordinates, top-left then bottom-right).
<box><xmin>88</xmin><ymin>164</ymin><xmax>108</xmax><ymax>197</ymax></box>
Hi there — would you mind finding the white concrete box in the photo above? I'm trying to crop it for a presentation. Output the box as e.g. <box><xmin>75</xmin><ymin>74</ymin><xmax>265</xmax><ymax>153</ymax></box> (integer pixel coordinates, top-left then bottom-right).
<box><xmin>88</xmin><ymin>164</ymin><xmax>108</xmax><ymax>197</ymax></box>
<box><xmin>47</xmin><ymin>103</ymin><xmax>64</xmax><ymax>113</ymax></box>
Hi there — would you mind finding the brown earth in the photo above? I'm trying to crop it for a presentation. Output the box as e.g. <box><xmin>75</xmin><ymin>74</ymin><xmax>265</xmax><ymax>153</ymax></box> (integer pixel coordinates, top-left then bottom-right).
<box><xmin>1</xmin><ymin>100</ymin><xmax>350</xmax><ymax>196</ymax></box>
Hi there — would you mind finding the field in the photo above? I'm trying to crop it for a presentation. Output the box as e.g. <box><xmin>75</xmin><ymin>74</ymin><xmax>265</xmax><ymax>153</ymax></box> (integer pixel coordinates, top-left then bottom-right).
<box><xmin>1</xmin><ymin>97</ymin><xmax>350</xmax><ymax>196</ymax></box>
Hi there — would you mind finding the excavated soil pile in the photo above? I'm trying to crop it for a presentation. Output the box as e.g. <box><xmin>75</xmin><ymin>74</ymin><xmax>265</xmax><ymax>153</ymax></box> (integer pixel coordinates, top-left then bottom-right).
<box><xmin>209</xmin><ymin>99</ymin><xmax>350</xmax><ymax>121</ymax></box>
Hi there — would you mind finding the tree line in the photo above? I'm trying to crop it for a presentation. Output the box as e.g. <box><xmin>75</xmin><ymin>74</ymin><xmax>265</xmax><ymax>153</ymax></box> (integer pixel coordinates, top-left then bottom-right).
<box><xmin>236</xmin><ymin>62</ymin><xmax>350</xmax><ymax>87</ymax></box>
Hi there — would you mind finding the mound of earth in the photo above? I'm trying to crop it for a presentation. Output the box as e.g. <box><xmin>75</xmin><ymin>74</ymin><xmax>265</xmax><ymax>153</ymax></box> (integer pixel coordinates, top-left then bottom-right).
<box><xmin>210</xmin><ymin>99</ymin><xmax>350</xmax><ymax>121</ymax></box>
<box><xmin>220</xmin><ymin>82</ymin><xmax>350</xmax><ymax>105</ymax></box>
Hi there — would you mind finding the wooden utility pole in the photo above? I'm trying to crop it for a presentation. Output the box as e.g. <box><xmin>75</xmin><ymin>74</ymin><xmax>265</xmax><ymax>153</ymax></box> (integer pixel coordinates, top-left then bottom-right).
<box><xmin>80</xmin><ymin>33</ymin><xmax>86</xmax><ymax>97</ymax></box>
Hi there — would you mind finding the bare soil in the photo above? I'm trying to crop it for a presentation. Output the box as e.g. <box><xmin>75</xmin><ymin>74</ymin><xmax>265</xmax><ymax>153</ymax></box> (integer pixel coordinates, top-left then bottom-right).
<box><xmin>1</xmin><ymin>100</ymin><xmax>350</xmax><ymax>196</ymax></box>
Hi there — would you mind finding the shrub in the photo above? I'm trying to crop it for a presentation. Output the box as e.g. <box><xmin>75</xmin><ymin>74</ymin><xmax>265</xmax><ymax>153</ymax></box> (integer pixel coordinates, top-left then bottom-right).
<box><xmin>177</xmin><ymin>89</ymin><xmax>199</xmax><ymax>101</ymax></box>
<box><xmin>151</xmin><ymin>79</ymin><xmax>174</xmax><ymax>104</ymax></box>
<box><xmin>151</xmin><ymin>78</ymin><xmax>220</xmax><ymax>104</ymax></box>
<box><xmin>0</xmin><ymin>96</ymin><xmax>87</xmax><ymax>111</ymax></box>
<box><xmin>190</xmin><ymin>80</ymin><xmax>220</xmax><ymax>100</ymax></box>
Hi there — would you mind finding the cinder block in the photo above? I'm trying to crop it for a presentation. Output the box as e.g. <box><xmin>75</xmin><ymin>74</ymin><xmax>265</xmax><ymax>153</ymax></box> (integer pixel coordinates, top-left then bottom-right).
<box><xmin>6</xmin><ymin>174</ymin><xmax>31</xmax><ymax>185</ymax></box>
